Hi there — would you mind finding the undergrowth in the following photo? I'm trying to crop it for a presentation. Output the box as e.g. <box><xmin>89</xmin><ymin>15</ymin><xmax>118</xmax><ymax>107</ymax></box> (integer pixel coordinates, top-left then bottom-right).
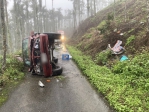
<box><xmin>126</xmin><ymin>35</ymin><xmax>135</xmax><ymax>46</ymax></box>
<box><xmin>67</xmin><ymin>45</ymin><xmax>149</xmax><ymax>112</ymax></box>
<box><xmin>95</xmin><ymin>49</ymin><xmax>111</xmax><ymax>65</ymax></box>
<box><xmin>112</xmin><ymin>51</ymin><xmax>149</xmax><ymax>77</ymax></box>
<box><xmin>0</xmin><ymin>53</ymin><xmax>25</xmax><ymax>106</ymax></box>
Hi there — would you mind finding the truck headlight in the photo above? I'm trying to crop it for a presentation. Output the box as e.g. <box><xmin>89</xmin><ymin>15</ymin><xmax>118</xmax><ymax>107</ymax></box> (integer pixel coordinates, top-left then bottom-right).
<box><xmin>61</xmin><ymin>36</ymin><xmax>64</xmax><ymax>40</ymax></box>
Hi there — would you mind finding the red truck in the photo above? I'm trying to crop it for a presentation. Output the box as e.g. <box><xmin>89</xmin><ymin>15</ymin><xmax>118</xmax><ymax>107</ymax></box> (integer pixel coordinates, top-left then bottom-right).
<box><xmin>22</xmin><ymin>33</ymin><xmax>63</xmax><ymax>77</ymax></box>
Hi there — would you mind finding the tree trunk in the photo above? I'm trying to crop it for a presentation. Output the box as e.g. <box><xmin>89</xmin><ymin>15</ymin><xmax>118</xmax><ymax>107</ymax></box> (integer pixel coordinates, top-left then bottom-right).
<box><xmin>0</xmin><ymin>0</ymin><xmax>7</xmax><ymax>70</ymax></box>
<box><xmin>32</xmin><ymin>0</ymin><xmax>37</xmax><ymax>31</ymax></box>
<box><xmin>94</xmin><ymin>0</ymin><xmax>96</xmax><ymax>16</ymax></box>
<box><xmin>87</xmin><ymin>0</ymin><xmax>90</xmax><ymax>17</ymax></box>
<box><xmin>147</xmin><ymin>0</ymin><xmax>149</xmax><ymax>31</ymax></box>
<box><xmin>14</xmin><ymin>0</ymin><xmax>19</xmax><ymax>50</ymax></box>
<box><xmin>38</xmin><ymin>0</ymin><xmax>42</xmax><ymax>32</ymax></box>
<box><xmin>90</xmin><ymin>0</ymin><xmax>93</xmax><ymax>16</ymax></box>
<box><xmin>25</xmin><ymin>0</ymin><xmax>29</xmax><ymax>36</ymax></box>
<box><xmin>73</xmin><ymin>1</ymin><xmax>77</xmax><ymax>29</ymax></box>
<box><xmin>4</xmin><ymin>0</ymin><xmax>11</xmax><ymax>53</ymax></box>
<box><xmin>78</xmin><ymin>0</ymin><xmax>81</xmax><ymax>24</ymax></box>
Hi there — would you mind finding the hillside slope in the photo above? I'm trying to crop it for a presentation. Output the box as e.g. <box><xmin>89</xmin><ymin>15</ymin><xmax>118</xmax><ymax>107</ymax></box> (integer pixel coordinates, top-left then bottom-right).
<box><xmin>70</xmin><ymin>0</ymin><xmax>148</xmax><ymax>58</ymax></box>
<box><xmin>67</xmin><ymin>0</ymin><xmax>149</xmax><ymax>111</ymax></box>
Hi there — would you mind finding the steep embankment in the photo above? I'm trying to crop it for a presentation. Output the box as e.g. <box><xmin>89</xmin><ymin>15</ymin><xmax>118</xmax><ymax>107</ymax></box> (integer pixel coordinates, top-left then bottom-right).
<box><xmin>67</xmin><ymin>0</ymin><xmax>149</xmax><ymax>112</ymax></box>
<box><xmin>70</xmin><ymin>0</ymin><xmax>148</xmax><ymax>57</ymax></box>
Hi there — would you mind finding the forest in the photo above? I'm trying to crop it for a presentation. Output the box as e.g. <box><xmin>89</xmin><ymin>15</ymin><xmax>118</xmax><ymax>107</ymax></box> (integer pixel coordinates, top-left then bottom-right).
<box><xmin>1</xmin><ymin>0</ymin><xmax>149</xmax><ymax>112</ymax></box>
<box><xmin>0</xmin><ymin>0</ymin><xmax>114</xmax><ymax>54</ymax></box>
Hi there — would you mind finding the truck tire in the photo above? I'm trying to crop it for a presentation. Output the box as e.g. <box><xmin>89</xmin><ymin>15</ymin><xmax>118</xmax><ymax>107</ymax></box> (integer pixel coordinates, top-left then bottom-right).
<box><xmin>52</xmin><ymin>66</ymin><xmax>63</xmax><ymax>76</ymax></box>
<box><xmin>53</xmin><ymin>57</ymin><xmax>58</xmax><ymax>63</ymax></box>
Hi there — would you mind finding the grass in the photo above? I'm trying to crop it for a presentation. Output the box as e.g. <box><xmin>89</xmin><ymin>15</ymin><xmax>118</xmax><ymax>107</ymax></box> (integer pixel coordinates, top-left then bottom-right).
<box><xmin>0</xmin><ymin>53</ymin><xmax>25</xmax><ymax>106</ymax></box>
<box><xmin>67</xmin><ymin>45</ymin><xmax>149</xmax><ymax>112</ymax></box>
<box><xmin>82</xmin><ymin>33</ymin><xmax>92</xmax><ymax>39</ymax></box>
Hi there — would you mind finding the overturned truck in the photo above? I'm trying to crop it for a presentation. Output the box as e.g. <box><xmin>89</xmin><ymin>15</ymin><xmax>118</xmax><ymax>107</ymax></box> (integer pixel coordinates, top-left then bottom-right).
<box><xmin>22</xmin><ymin>33</ymin><xmax>63</xmax><ymax>77</ymax></box>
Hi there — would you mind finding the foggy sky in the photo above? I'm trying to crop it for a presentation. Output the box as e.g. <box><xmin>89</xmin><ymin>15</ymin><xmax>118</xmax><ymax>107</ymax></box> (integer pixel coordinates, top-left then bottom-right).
<box><xmin>8</xmin><ymin>0</ymin><xmax>73</xmax><ymax>11</ymax></box>
<box><xmin>45</xmin><ymin>0</ymin><xmax>72</xmax><ymax>10</ymax></box>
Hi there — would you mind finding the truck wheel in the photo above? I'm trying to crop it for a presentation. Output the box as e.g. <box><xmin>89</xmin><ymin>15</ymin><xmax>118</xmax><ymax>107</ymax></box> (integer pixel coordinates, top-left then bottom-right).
<box><xmin>53</xmin><ymin>57</ymin><xmax>58</xmax><ymax>63</ymax></box>
<box><xmin>31</xmin><ymin>69</ymin><xmax>36</xmax><ymax>75</ymax></box>
<box><xmin>52</xmin><ymin>66</ymin><xmax>63</xmax><ymax>76</ymax></box>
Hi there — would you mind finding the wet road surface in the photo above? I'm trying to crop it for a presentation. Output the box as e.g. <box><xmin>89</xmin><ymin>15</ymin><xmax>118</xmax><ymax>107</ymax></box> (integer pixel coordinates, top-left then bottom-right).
<box><xmin>0</xmin><ymin>45</ymin><xmax>113</xmax><ymax>112</ymax></box>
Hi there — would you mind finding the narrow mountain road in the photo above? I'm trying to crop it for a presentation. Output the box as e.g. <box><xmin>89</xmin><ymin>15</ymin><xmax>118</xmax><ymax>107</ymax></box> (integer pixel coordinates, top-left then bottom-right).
<box><xmin>0</xmin><ymin>44</ymin><xmax>113</xmax><ymax>112</ymax></box>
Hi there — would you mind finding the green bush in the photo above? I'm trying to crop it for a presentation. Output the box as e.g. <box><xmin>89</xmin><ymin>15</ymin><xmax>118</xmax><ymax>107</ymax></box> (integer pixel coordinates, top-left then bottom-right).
<box><xmin>97</xmin><ymin>20</ymin><xmax>106</xmax><ymax>30</ymax></box>
<box><xmin>112</xmin><ymin>52</ymin><xmax>149</xmax><ymax>77</ymax></box>
<box><xmin>82</xmin><ymin>33</ymin><xmax>92</xmax><ymax>39</ymax></box>
<box><xmin>0</xmin><ymin>54</ymin><xmax>25</xmax><ymax>106</ymax></box>
<box><xmin>0</xmin><ymin>54</ymin><xmax>25</xmax><ymax>86</ymax></box>
<box><xmin>97</xmin><ymin>20</ymin><xmax>108</xmax><ymax>34</ymax></box>
<box><xmin>126</xmin><ymin>35</ymin><xmax>135</xmax><ymax>46</ymax></box>
<box><xmin>87</xmin><ymin>34</ymin><xmax>92</xmax><ymax>38</ymax></box>
<box><xmin>95</xmin><ymin>50</ymin><xmax>111</xmax><ymax>65</ymax></box>
<box><xmin>84</xmin><ymin>43</ymin><xmax>91</xmax><ymax>50</ymax></box>
<box><xmin>107</xmin><ymin>13</ymin><xmax>114</xmax><ymax>21</ymax></box>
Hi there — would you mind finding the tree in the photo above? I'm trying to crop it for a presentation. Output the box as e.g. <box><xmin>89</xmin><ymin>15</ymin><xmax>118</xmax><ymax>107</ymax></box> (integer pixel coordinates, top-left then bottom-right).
<box><xmin>87</xmin><ymin>0</ymin><xmax>90</xmax><ymax>17</ymax></box>
<box><xmin>73</xmin><ymin>0</ymin><xmax>77</xmax><ymax>29</ymax></box>
<box><xmin>0</xmin><ymin>0</ymin><xmax>7</xmax><ymax>70</ymax></box>
<box><xmin>4</xmin><ymin>0</ymin><xmax>11</xmax><ymax>54</ymax></box>
<box><xmin>57</xmin><ymin>8</ymin><xmax>63</xmax><ymax>29</ymax></box>
<box><xmin>147</xmin><ymin>0</ymin><xmax>149</xmax><ymax>31</ymax></box>
<box><xmin>94</xmin><ymin>0</ymin><xmax>96</xmax><ymax>16</ymax></box>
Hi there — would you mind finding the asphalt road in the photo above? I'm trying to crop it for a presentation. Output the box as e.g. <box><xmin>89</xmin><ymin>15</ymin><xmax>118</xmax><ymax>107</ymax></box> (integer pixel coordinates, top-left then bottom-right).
<box><xmin>0</xmin><ymin>45</ymin><xmax>113</xmax><ymax>112</ymax></box>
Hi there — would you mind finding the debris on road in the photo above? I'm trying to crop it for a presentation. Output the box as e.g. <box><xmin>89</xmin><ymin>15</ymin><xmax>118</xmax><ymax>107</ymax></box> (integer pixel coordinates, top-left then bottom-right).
<box><xmin>62</xmin><ymin>54</ymin><xmax>72</xmax><ymax>60</ymax></box>
<box><xmin>69</xmin><ymin>55</ymin><xmax>72</xmax><ymax>59</ymax></box>
<box><xmin>62</xmin><ymin>54</ymin><xmax>70</xmax><ymax>60</ymax></box>
<box><xmin>46</xmin><ymin>80</ymin><xmax>50</xmax><ymax>82</ymax></box>
<box><xmin>38</xmin><ymin>81</ymin><xmax>45</xmax><ymax>87</ymax></box>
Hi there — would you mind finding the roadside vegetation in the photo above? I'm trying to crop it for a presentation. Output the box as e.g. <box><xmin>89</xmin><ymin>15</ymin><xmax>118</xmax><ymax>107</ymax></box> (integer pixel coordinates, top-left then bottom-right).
<box><xmin>67</xmin><ymin>1</ymin><xmax>149</xmax><ymax>111</ymax></box>
<box><xmin>67</xmin><ymin>46</ymin><xmax>149</xmax><ymax>112</ymax></box>
<box><xmin>0</xmin><ymin>51</ymin><xmax>25</xmax><ymax>106</ymax></box>
<box><xmin>67</xmin><ymin>0</ymin><xmax>149</xmax><ymax>112</ymax></box>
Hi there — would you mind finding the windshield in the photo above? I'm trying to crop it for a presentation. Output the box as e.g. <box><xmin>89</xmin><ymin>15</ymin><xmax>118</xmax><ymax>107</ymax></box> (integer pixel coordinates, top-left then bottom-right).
<box><xmin>22</xmin><ymin>38</ymin><xmax>30</xmax><ymax>66</ymax></box>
